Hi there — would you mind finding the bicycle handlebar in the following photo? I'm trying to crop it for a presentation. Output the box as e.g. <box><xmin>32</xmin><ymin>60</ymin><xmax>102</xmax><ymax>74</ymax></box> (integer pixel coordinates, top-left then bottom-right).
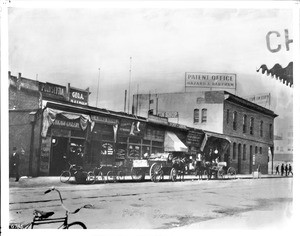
<box><xmin>44</xmin><ymin>187</ymin><xmax>94</xmax><ymax>214</ymax></box>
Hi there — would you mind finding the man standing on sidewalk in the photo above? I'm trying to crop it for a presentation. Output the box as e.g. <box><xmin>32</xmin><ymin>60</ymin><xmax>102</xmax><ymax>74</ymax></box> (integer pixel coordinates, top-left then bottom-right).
<box><xmin>280</xmin><ymin>163</ymin><xmax>284</xmax><ymax>176</ymax></box>
<box><xmin>10</xmin><ymin>147</ymin><xmax>20</xmax><ymax>181</ymax></box>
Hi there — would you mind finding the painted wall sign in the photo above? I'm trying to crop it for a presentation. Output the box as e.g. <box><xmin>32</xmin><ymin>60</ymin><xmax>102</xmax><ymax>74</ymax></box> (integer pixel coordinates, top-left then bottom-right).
<box><xmin>157</xmin><ymin>111</ymin><xmax>179</xmax><ymax>118</ymax></box>
<box><xmin>186</xmin><ymin>130</ymin><xmax>203</xmax><ymax>146</ymax></box>
<box><xmin>69</xmin><ymin>87</ymin><xmax>89</xmax><ymax>105</ymax></box>
<box><xmin>39</xmin><ymin>82</ymin><xmax>66</xmax><ymax>97</ymax></box>
<box><xmin>39</xmin><ymin>137</ymin><xmax>51</xmax><ymax>175</ymax></box>
<box><xmin>185</xmin><ymin>72</ymin><xmax>236</xmax><ymax>89</ymax></box>
<box><xmin>244</xmin><ymin>93</ymin><xmax>271</xmax><ymax>108</ymax></box>
<box><xmin>52</xmin><ymin>117</ymin><xmax>82</xmax><ymax>130</ymax></box>
<box><xmin>91</xmin><ymin>115</ymin><xmax>118</xmax><ymax>125</ymax></box>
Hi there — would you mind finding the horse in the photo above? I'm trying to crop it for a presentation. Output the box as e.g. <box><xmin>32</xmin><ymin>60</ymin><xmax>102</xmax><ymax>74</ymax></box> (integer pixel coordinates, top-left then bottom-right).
<box><xmin>172</xmin><ymin>157</ymin><xmax>187</xmax><ymax>181</ymax></box>
<box><xmin>193</xmin><ymin>160</ymin><xmax>219</xmax><ymax>180</ymax></box>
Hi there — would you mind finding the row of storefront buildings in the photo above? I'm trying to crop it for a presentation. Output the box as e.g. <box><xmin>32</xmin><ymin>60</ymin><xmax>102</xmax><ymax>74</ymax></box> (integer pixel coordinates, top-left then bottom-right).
<box><xmin>9</xmin><ymin>72</ymin><xmax>278</xmax><ymax>176</ymax></box>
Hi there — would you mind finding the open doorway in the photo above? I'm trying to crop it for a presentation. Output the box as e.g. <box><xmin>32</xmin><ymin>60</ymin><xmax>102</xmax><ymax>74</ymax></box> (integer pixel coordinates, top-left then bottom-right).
<box><xmin>49</xmin><ymin>137</ymin><xmax>68</xmax><ymax>176</ymax></box>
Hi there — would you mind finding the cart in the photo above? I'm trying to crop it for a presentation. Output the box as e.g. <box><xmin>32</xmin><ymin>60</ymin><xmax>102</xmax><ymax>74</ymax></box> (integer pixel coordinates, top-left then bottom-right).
<box><xmin>131</xmin><ymin>153</ymin><xmax>178</xmax><ymax>182</ymax></box>
<box><xmin>205</xmin><ymin>161</ymin><xmax>237</xmax><ymax>180</ymax></box>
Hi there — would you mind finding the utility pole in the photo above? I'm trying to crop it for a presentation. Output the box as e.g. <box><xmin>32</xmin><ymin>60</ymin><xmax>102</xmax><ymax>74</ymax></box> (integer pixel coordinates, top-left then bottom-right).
<box><xmin>128</xmin><ymin>57</ymin><xmax>132</xmax><ymax>114</ymax></box>
<box><xmin>96</xmin><ymin>68</ymin><xmax>100</xmax><ymax>107</ymax></box>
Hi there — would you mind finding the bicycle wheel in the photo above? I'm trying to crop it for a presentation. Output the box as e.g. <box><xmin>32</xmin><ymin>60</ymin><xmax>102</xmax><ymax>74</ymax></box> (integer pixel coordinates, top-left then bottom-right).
<box><xmin>60</xmin><ymin>171</ymin><xmax>71</xmax><ymax>183</ymax></box>
<box><xmin>106</xmin><ymin>171</ymin><xmax>116</xmax><ymax>183</ymax></box>
<box><xmin>64</xmin><ymin>221</ymin><xmax>87</xmax><ymax>229</ymax></box>
<box><xmin>227</xmin><ymin>167</ymin><xmax>237</xmax><ymax>179</ymax></box>
<box><xmin>170</xmin><ymin>168</ymin><xmax>177</xmax><ymax>182</ymax></box>
<box><xmin>87</xmin><ymin>171</ymin><xmax>96</xmax><ymax>184</ymax></box>
<box><xmin>117</xmin><ymin>171</ymin><xmax>125</xmax><ymax>181</ymax></box>
<box><xmin>217</xmin><ymin>168</ymin><xmax>226</xmax><ymax>179</ymax></box>
<box><xmin>97</xmin><ymin>171</ymin><xmax>105</xmax><ymax>183</ymax></box>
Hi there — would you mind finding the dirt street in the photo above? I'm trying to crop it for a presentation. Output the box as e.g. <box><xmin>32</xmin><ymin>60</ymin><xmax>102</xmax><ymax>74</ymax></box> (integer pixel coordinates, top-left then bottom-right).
<box><xmin>9</xmin><ymin>177</ymin><xmax>293</xmax><ymax>229</ymax></box>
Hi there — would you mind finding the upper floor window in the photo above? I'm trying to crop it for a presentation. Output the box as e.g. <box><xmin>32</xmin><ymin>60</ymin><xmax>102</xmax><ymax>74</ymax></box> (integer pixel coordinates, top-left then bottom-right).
<box><xmin>260</xmin><ymin>120</ymin><xmax>263</xmax><ymax>137</ymax></box>
<box><xmin>243</xmin><ymin>115</ymin><xmax>247</xmax><ymax>133</ymax></box>
<box><xmin>269</xmin><ymin>124</ymin><xmax>273</xmax><ymax>139</ymax></box>
<box><xmin>250</xmin><ymin>117</ymin><xmax>254</xmax><ymax>135</ymax></box>
<box><xmin>201</xmin><ymin>108</ymin><xmax>207</xmax><ymax>123</ymax></box>
<box><xmin>194</xmin><ymin>109</ymin><xmax>199</xmax><ymax>123</ymax></box>
<box><xmin>226</xmin><ymin>109</ymin><xmax>230</xmax><ymax>124</ymax></box>
<box><xmin>259</xmin><ymin>147</ymin><xmax>262</xmax><ymax>154</ymax></box>
<box><xmin>233</xmin><ymin>111</ymin><xmax>237</xmax><ymax>130</ymax></box>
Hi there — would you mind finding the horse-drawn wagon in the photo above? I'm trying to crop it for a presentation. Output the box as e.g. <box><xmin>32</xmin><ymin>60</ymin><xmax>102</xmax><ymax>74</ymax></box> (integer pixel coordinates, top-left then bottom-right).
<box><xmin>131</xmin><ymin>153</ymin><xmax>185</xmax><ymax>182</ymax></box>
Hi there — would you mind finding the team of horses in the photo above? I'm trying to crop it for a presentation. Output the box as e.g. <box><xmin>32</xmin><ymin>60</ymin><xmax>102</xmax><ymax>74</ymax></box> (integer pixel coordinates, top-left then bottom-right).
<box><xmin>172</xmin><ymin>156</ymin><xmax>218</xmax><ymax>181</ymax></box>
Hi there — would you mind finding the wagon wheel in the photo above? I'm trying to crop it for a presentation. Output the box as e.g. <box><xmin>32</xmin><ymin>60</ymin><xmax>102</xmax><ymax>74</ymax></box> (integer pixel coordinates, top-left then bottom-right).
<box><xmin>87</xmin><ymin>171</ymin><xmax>96</xmax><ymax>184</ymax></box>
<box><xmin>170</xmin><ymin>168</ymin><xmax>177</xmax><ymax>182</ymax></box>
<box><xmin>217</xmin><ymin>168</ymin><xmax>226</xmax><ymax>179</ymax></box>
<box><xmin>150</xmin><ymin>163</ymin><xmax>163</xmax><ymax>182</ymax></box>
<box><xmin>131</xmin><ymin>167</ymin><xmax>145</xmax><ymax>181</ymax></box>
<box><xmin>227</xmin><ymin>167</ymin><xmax>237</xmax><ymax>179</ymax></box>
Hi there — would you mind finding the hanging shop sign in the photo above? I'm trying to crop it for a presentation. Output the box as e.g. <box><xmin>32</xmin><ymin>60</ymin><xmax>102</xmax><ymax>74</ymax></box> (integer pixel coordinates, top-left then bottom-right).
<box><xmin>39</xmin><ymin>82</ymin><xmax>66</xmax><ymax>98</ymax></box>
<box><xmin>52</xmin><ymin>116</ymin><xmax>82</xmax><ymax>130</ymax></box>
<box><xmin>118</xmin><ymin>119</ymin><xmax>145</xmax><ymax>137</ymax></box>
<box><xmin>91</xmin><ymin>115</ymin><xmax>118</xmax><ymax>125</ymax></box>
<box><xmin>185</xmin><ymin>72</ymin><xmax>236</xmax><ymax>89</ymax></box>
<box><xmin>69</xmin><ymin>87</ymin><xmax>89</xmax><ymax>106</ymax></box>
<box><xmin>186</xmin><ymin>130</ymin><xmax>203</xmax><ymax>147</ymax></box>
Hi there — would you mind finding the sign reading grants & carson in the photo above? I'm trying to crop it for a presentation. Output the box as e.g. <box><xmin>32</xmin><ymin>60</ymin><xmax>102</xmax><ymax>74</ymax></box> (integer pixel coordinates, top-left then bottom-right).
<box><xmin>185</xmin><ymin>72</ymin><xmax>236</xmax><ymax>89</ymax></box>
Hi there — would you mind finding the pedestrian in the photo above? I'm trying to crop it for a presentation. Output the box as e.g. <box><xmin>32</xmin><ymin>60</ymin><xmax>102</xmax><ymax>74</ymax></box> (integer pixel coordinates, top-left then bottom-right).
<box><xmin>285</xmin><ymin>164</ymin><xmax>288</xmax><ymax>176</ymax></box>
<box><xmin>281</xmin><ymin>163</ymin><xmax>284</xmax><ymax>176</ymax></box>
<box><xmin>275</xmin><ymin>164</ymin><xmax>279</xmax><ymax>175</ymax></box>
<box><xmin>288</xmin><ymin>164</ymin><xmax>293</xmax><ymax>176</ymax></box>
<box><xmin>10</xmin><ymin>147</ymin><xmax>20</xmax><ymax>181</ymax></box>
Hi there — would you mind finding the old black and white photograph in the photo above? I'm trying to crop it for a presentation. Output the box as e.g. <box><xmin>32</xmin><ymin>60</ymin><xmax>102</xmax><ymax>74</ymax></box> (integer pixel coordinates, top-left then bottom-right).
<box><xmin>1</xmin><ymin>0</ymin><xmax>299</xmax><ymax>234</ymax></box>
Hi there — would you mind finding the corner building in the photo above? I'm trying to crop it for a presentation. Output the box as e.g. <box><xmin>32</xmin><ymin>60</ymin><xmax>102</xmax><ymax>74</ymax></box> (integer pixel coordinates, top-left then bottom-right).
<box><xmin>133</xmin><ymin>91</ymin><xmax>278</xmax><ymax>174</ymax></box>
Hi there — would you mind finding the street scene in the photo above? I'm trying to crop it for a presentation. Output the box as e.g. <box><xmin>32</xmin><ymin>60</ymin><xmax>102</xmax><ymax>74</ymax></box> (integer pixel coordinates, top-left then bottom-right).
<box><xmin>9</xmin><ymin>176</ymin><xmax>293</xmax><ymax>229</ymax></box>
<box><xmin>2</xmin><ymin>0</ymin><xmax>297</xmax><ymax>233</ymax></box>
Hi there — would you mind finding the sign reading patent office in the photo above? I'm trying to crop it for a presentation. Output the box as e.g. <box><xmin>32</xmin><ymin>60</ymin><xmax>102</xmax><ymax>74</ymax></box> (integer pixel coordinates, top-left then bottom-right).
<box><xmin>185</xmin><ymin>72</ymin><xmax>236</xmax><ymax>89</ymax></box>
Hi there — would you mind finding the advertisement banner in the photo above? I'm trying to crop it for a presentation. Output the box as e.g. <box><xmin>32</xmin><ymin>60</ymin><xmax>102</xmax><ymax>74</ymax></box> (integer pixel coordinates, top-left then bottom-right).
<box><xmin>69</xmin><ymin>87</ymin><xmax>89</xmax><ymax>105</ymax></box>
<box><xmin>185</xmin><ymin>72</ymin><xmax>236</xmax><ymax>89</ymax></box>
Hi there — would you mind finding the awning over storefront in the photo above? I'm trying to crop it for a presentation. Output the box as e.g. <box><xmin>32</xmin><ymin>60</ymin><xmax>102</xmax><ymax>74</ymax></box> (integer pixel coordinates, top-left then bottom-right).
<box><xmin>164</xmin><ymin>131</ymin><xmax>188</xmax><ymax>152</ymax></box>
<box><xmin>200</xmin><ymin>130</ymin><xmax>231</xmax><ymax>156</ymax></box>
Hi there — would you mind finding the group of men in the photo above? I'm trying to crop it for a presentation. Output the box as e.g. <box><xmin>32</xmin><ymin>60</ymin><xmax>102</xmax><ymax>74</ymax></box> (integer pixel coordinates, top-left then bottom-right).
<box><xmin>275</xmin><ymin>163</ymin><xmax>293</xmax><ymax>176</ymax></box>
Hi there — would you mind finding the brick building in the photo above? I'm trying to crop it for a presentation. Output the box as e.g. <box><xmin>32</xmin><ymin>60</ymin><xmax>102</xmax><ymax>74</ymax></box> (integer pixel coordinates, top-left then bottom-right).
<box><xmin>10</xmin><ymin>72</ymin><xmax>213</xmax><ymax>177</ymax></box>
<box><xmin>132</xmin><ymin>91</ymin><xmax>278</xmax><ymax>174</ymax></box>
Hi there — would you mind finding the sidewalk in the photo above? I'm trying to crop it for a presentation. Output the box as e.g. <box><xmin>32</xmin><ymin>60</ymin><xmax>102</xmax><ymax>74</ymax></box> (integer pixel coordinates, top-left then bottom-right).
<box><xmin>9</xmin><ymin>174</ymin><xmax>292</xmax><ymax>189</ymax></box>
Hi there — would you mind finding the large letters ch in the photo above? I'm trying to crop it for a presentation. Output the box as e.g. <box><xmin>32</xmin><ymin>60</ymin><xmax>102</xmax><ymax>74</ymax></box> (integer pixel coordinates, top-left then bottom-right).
<box><xmin>266</xmin><ymin>29</ymin><xmax>293</xmax><ymax>53</ymax></box>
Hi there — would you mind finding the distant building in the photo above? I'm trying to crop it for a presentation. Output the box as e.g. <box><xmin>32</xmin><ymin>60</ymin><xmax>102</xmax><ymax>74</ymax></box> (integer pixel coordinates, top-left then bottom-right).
<box><xmin>132</xmin><ymin>91</ymin><xmax>278</xmax><ymax>174</ymax></box>
<box><xmin>271</xmin><ymin>127</ymin><xmax>293</xmax><ymax>173</ymax></box>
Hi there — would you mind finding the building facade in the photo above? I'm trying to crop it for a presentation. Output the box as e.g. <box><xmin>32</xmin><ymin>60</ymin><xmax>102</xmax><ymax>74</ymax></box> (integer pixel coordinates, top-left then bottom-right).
<box><xmin>132</xmin><ymin>91</ymin><xmax>278</xmax><ymax>174</ymax></box>
<box><xmin>11</xmin><ymin>72</ymin><xmax>225</xmax><ymax>177</ymax></box>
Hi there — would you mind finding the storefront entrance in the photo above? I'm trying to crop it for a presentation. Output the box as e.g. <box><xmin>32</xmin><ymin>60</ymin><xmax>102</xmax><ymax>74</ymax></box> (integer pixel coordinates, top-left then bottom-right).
<box><xmin>49</xmin><ymin>136</ymin><xmax>68</xmax><ymax>176</ymax></box>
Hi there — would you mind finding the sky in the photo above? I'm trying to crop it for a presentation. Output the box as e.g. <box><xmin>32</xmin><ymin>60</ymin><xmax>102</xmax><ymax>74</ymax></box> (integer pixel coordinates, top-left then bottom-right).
<box><xmin>6</xmin><ymin>2</ymin><xmax>296</xmax><ymax>134</ymax></box>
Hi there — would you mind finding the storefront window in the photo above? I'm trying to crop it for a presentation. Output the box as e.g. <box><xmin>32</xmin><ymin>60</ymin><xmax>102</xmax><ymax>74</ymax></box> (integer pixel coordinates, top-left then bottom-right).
<box><xmin>128</xmin><ymin>145</ymin><xmax>141</xmax><ymax>159</ymax></box>
<box><xmin>116</xmin><ymin>143</ymin><xmax>127</xmax><ymax>159</ymax></box>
